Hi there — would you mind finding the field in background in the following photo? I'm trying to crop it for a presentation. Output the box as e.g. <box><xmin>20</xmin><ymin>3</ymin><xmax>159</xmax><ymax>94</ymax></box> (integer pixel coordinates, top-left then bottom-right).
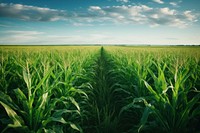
<box><xmin>0</xmin><ymin>46</ymin><xmax>200</xmax><ymax>133</ymax></box>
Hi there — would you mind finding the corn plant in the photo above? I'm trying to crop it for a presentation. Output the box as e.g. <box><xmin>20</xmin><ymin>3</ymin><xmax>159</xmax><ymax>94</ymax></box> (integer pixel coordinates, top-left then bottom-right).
<box><xmin>0</xmin><ymin>46</ymin><xmax>199</xmax><ymax>133</ymax></box>
<box><xmin>108</xmin><ymin>46</ymin><xmax>200</xmax><ymax>133</ymax></box>
<box><xmin>0</xmin><ymin>46</ymin><xmax>99</xmax><ymax>133</ymax></box>
<box><xmin>80</xmin><ymin>47</ymin><xmax>120</xmax><ymax>133</ymax></box>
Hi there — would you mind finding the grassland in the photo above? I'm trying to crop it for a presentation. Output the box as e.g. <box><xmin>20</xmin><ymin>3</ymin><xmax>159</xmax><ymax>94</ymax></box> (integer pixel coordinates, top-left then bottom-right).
<box><xmin>0</xmin><ymin>46</ymin><xmax>200</xmax><ymax>133</ymax></box>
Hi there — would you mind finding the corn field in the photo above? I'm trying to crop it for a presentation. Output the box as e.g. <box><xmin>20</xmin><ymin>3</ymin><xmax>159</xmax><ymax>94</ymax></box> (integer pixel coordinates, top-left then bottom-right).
<box><xmin>0</xmin><ymin>46</ymin><xmax>200</xmax><ymax>133</ymax></box>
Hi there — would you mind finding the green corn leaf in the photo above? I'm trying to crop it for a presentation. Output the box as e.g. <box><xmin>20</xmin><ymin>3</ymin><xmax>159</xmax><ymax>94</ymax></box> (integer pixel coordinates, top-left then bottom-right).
<box><xmin>52</xmin><ymin>109</ymin><xmax>79</xmax><ymax>118</ymax></box>
<box><xmin>43</xmin><ymin>109</ymin><xmax>79</xmax><ymax>126</ymax></box>
<box><xmin>0</xmin><ymin>91</ymin><xmax>19</xmax><ymax>110</ymax></box>
<box><xmin>69</xmin><ymin>122</ymin><xmax>82</xmax><ymax>132</ymax></box>
<box><xmin>23</xmin><ymin>66</ymin><xmax>32</xmax><ymax>100</ymax></box>
<box><xmin>43</xmin><ymin>126</ymin><xmax>64</xmax><ymax>133</ymax></box>
<box><xmin>14</xmin><ymin>88</ymin><xmax>27</xmax><ymax>101</ymax></box>
<box><xmin>43</xmin><ymin>117</ymin><xmax>67</xmax><ymax>126</ymax></box>
<box><xmin>143</xmin><ymin>80</ymin><xmax>160</xmax><ymax>101</ymax></box>
<box><xmin>34</xmin><ymin>66</ymin><xmax>54</xmax><ymax>94</ymax></box>
<box><xmin>120</xmin><ymin>97</ymin><xmax>147</xmax><ymax>116</ymax></box>
<box><xmin>23</xmin><ymin>65</ymin><xmax>31</xmax><ymax>89</ymax></box>
<box><xmin>13</xmin><ymin>88</ymin><xmax>29</xmax><ymax>114</ymax></box>
<box><xmin>120</xmin><ymin>102</ymin><xmax>143</xmax><ymax>116</ymax></box>
<box><xmin>39</xmin><ymin>92</ymin><xmax>48</xmax><ymax>109</ymax></box>
<box><xmin>0</xmin><ymin>101</ymin><xmax>24</xmax><ymax>129</ymax></box>
<box><xmin>69</xmin><ymin>97</ymin><xmax>80</xmax><ymax>111</ymax></box>
<box><xmin>69</xmin><ymin>87</ymin><xmax>88</xmax><ymax>99</ymax></box>
<box><xmin>138</xmin><ymin>106</ymin><xmax>151</xmax><ymax>133</ymax></box>
<box><xmin>148</xmin><ymin>68</ymin><xmax>157</xmax><ymax>82</ymax></box>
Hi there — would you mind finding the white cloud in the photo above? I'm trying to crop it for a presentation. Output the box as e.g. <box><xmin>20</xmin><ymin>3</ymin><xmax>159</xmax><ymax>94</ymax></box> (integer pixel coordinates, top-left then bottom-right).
<box><xmin>160</xmin><ymin>7</ymin><xmax>176</xmax><ymax>15</ymax></box>
<box><xmin>0</xmin><ymin>3</ymin><xmax>67</xmax><ymax>21</ymax></box>
<box><xmin>0</xmin><ymin>3</ymin><xmax>198</xmax><ymax>28</ymax></box>
<box><xmin>153</xmin><ymin>0</ymin><xmax>164</xmax><ymax>4</ymax></box>
<box><xmin>86</xmin><ymin>5</ymin><xmax>197</xmax><ymax>28</ymax></box>
<box><xmin>169</xmin><ymin>1</ymin><xmax>183</xmax><ymax>7</ymax></box>
<box><xmin>184</xmin><ymin>11</ymin><xmax>197</xmax><ymax>21</ymax></box>
<box><xmin>150</xmin><ymin>14</ymin><xmax>159</xmax><ymax>19</ymax></box>
<box><xmin>169</xmin><ymin>2</ymin><xmax>177</xmax><ymax>6</ymax></box>
<box><xmin>89</xmin><ymin>6</ymin><xmax>101</xmax><ymax>11</ymax></box>
<box><xmin>116</xmin><ymin>0</ymin><xmax>129</xmax><ymax>3</ymax></box>
<box><xmin>88</xmin><ymin>6</ymin><xmax>105</xmax><ymax>15</ymax></box>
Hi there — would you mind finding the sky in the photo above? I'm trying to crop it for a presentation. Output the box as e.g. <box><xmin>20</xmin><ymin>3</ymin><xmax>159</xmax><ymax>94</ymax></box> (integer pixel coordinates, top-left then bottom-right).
<box><xmin>0</xmin><ymin>0</ymin><xmax>200</xmax><ymax>45</ymax></box>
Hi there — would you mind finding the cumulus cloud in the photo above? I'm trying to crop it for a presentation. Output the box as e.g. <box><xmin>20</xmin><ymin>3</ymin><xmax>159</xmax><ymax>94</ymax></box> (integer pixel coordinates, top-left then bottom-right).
<box><xmin>0</xmin><ymin>3</ymin><xmax>67</xmax><ymax>21</ymax></box>
<box><xmin>160</xmin><ymin>7</ymin><xmax>176</xmax><ymax>15</ymax></box>
<box><xmin>184</xmin><ymin>11</ymin><xmax>197</xmax><ymax>21</ymax></box>
<box><xmin>88</xmin><ymin>6</ymin><xmax>106</xmax><ymax>15</ymax></box>
<box><xmin>0</xmin><ymin>3</ymin><xmax>198</xmax><ymax>28</ymax></box>
<box><xmin>86</xmin><ymin>5</ymin><xmax>197</xmax><ymax>28</ymax></box>
<box><xmin>153</xmin><ymin>0</ymin><xmax>164</xmax><ymax>4</ymax></box>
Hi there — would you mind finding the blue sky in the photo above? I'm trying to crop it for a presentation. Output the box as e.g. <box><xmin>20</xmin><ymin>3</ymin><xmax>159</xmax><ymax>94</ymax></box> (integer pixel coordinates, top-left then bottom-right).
<box><xmin>0</xmin><ymin>0</ymin><xmax>200</xmax><ymax>45</ymax></box>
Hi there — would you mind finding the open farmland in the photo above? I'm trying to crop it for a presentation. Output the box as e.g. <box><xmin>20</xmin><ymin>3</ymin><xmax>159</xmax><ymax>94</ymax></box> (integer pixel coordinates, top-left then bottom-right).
<box><xmin>0</xmin><ymin>46</ymin><xmax>200</xmax><ymax>133</ymax></box>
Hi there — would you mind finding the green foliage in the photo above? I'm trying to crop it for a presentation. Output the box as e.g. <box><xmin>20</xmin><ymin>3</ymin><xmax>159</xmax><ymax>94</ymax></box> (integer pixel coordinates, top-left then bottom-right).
<box><xmin>0</xmin><ymin>46</ymin><xmax>99</xmax><ymax>133</ymax></box>
<box><xmin>0</xmin><ymin>46</ymin><xmax>200</xmax><ymax>133</ymax></box>
<box><xmin>108</xmin><ymin>47</ymin><xmax>200</xmax><ymax>133</ymax></box>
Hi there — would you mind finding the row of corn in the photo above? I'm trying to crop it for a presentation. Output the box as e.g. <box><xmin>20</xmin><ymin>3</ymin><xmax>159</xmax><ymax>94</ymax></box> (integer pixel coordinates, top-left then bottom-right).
<box><xmin>0</xmin><ymin>46</ymin><xmax>199</xmax><ymax>133</ymax></box>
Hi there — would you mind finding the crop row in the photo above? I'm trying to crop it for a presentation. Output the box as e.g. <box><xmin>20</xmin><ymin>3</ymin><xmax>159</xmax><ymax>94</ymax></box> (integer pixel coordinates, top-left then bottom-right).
<box><xmin>0</xmin><ymin>46</ymin><xmax>200</xmax><ymax>133</ymax></box>
<box><xmin>106</xmin><ymin>47</ymin><xmax>200</xmax><ymax>132</ymax></box>
<box><xmin>0</xmin><ymin>46</ymin><xmax>99</xmax><ymax>133</ymax></box>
